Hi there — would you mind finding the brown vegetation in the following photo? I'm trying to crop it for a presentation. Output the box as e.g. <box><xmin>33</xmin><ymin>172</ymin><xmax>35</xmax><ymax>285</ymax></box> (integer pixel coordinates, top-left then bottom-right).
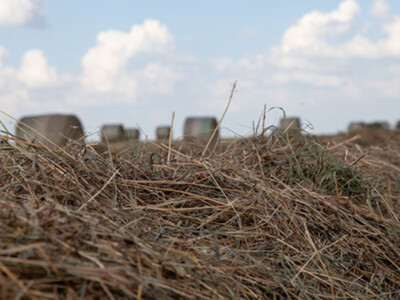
<box><xmin>0</xmin><ymin>130</ymin><xmax>399</xmax><ymax>299</ymax></box>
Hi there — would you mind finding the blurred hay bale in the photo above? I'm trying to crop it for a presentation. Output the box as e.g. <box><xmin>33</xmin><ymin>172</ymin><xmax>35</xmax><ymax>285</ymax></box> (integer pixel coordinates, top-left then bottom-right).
<box><xmin>97</xmin><ymin>127</ymin><xmax>139</xmax><ymax>154</ymax></box>
<box><xmin>279</xmin><ymin>117</ymin><xmax>301</xmax><ymax>135</ymax></box>
<box><xmin>349</xmin><ymin>121</ymin><xmax>390</xmax><ymax>133</ymax></box>
<box><xmin>101</xmin><ymin>124</ymin><xmax>125</xmax><ymax>144</ymax></box>
<box><xmin>184</xmin><ymin>116</ymin><xmax>218</xmax><ymax>141</ymax></box>
<box><xmin>183</xmin><ymin>117</ymin><xmax>218</xmax><ymax>142</ymax></box>
<box><xmin>365</xmin><ymin>121</ymin><xmax>390</xmax><ymax>130</ymax></box>
<box><xmin>183</xmin><ymin>117</ymin><xmax>219</xmax><ymax>154</ymax></box>
<box><xmin>16</xmin><ymin>114</ymin><xmax>84</xmax><ymax>147</ymax></box>
<box><xmin>125</xmin><ymin>128</ymin><xmax>140</xmax><ymax>141</ymax></box>
<box><xmin>348</xmin><ymin>122</ymin><xmax>366</xmax><ymax>132</ymax></box>
<box><xmin>156</xmin><ymin>126</ymin><xmax>171</xmax><ymax>142</ymax></box>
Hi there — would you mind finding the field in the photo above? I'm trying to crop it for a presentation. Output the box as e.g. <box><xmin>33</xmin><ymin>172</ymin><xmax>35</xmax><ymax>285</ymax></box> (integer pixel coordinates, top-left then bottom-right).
<box><xmin>0</xmin><ymin>128</ymin><xmax>399</xmax><ymax>299</ymax></box>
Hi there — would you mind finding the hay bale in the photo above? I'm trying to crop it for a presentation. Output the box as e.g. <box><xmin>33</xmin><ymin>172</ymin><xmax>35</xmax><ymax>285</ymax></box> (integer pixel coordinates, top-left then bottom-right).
<box><xmin>279</xmin><ymin>117</ymin><xmax>301</xmax><ymax>134</ymax></box>
<box><xmin>348</xmin><ymin>122</ymin><xmax>366</xmax><ymax>133</ymax></box>
<box><xmin>156</xmin><ymin>126</ymin><xmax>171</xmax><ymax>141</ymax></box>
<box><xmin>366</xmin><ymin>121</ymin><xmax>390</xmax><ymax>130</ymax></box>
<box><xmin>16</xmin><ymin>114</ymin><xmax>84</xmax><ymax>147</ymax></box>
<box><xmin>125</xmin><ymin>128</ymin><xmax>140</xmax><ymax>141</ymax></box>
<box><xmin>101</xmin><ymin>125</ymin><xmax>125</xmax><ymax>144</ymax></box>
<box><xmin>349</xmin><ymin>121</ymin><xmax>390</xmax><ymax>133</ymax></box>
<box><xmin>183</xmin><ymin>117</ymin><xmax>218</xmax><ymax>143</ymax></box>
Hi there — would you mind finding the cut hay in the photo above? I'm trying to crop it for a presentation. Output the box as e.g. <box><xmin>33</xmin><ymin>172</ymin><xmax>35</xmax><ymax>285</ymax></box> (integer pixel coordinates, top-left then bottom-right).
<box><xmin>0</xmin><ymin>130</ymin><xmax>399</xmax><ymax>299</ymax></box>
<box><xmin>15</xmin><ymin>114</ymin><xmax>84</xmax><ymax>147</ymax></box>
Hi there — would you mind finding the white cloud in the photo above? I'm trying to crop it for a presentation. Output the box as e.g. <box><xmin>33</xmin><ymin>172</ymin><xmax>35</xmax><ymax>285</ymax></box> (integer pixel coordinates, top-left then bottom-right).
<box><xmin>339</xmin><ymin>15</ymin><xmax>400</xmax><ymax>58</ymax></box>
<box><xmin>1</xmin><ymin>4</ymin><xmax>400</xmax><ymax>139</ymax></box>
<box><xmin>271</xmin><ymin>0</ymin><xmax>399</xmax><ymax>62</ymax></box>
<box><xmin>260</xmin><ymin>0</ymin><xmax>400</xmax><ymax>87</ymax></box>
<box><xmin>0</xmin><ymin>47</ymin><xmax>20</xmax><ymax>92</ymax></box>
<box><xmin>370</xmin><ymin>0</ymin><xmax>390</xmax><ymax>20</ymax></box>
<box><xmin>280</xmin><ymin>0</ymin><xmax>360</xmax><ymax>55</ymax></box>
<box><xmin>366</xmin><ymin>64</ymin><xmax>400</xmax><ymax>98</ymax></box>
<box><xmin>208</xmin><ymin>1</ymin><xmax>369</xmax><ymax>89</ymax></box>
<box><xmin>138</xmin><ymin>63</ymin><xmax>182</xmax><ymax>94</ymax></box>
<box><xmin>0</xmin><ymin>46</ymin><xmax>11</xmax><ymax>90</ymax></box>
<box><xmin>0</xmin><ymin>89</ymin><xmax>29</xmax><ymax>116</ymax></box>
<box><xmin>272</xmin><ymin>72</ymin><xmax>343</xmax><ymax>86</ymax></box>
<box><xmin>80</xmin><ymin>19</ymin><xmax>176</xmax><ymax>96</ymax></box>
<box><xmin>211</xmin><ymin>57</ymin><xmax>234</xmax><ymax>72</ymax></box>
<box><xmin>0</xmin><ymin>0</ymin><xmax>45</xmax><ymax>27</ymax></box>
<box><xmin>0</xmin><ymin>46</ymin><xmax>8</xmax><ymax>68</ymax></box>
<box><xmin>205</xmin><ymin>78</ymin><xmax>251</xmax><ymax>113</ymax></box>
<box><xmin>202</xmin><ymin>0</ymin><xmax>400</xmax><ymax>136</ymax></box>
<box><xmin>236</xmin><ymin>53</ymin><xmax>269</xmax><ymax>71</ymax></box>
<box><xmin>0</xmin><ymin>19</ymin><xmax>190</xmax><ymax>123</ymax></box>
<box><xmin>0</xmin><ymin>46</ymin><xmax>66</xmax><ymax>123</ymax></box>
<box><xmin>18</xmin><ymin>50</ymin><xmax>58</xmax><ymax>88</ymax></box>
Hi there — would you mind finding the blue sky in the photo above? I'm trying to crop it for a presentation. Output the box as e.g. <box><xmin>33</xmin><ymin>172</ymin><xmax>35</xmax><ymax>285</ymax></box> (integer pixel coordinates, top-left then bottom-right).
<box><xmin>0</xmin><ymin>0</ymin><xmax>399</xmax><ymax>140</ymax></box>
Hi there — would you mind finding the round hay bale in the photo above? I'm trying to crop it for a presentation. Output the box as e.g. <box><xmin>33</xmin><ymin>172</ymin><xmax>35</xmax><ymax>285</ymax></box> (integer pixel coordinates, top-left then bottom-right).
<box><xmin>156</xmin><ymin>126</ymin><xmax>171</xmax><ymax>141</ymax></box>
<box><xmin>183</xmin><ymin>117</ymin><xmax>218</xmax><ymax>143</ymax></box>
<box><xmin>125</xmin><ymin>128</ymin><xmax>140</xmax><ymax>141</ymax></box>
<box><xmin>348</xmin><ymin>122</ymin><xmax>365</xmax><ymax>132</ymax></box>
<box><xmin>366</xmin><ymin>121</ymin><xmax>390</xmax><ymax>130</ymax></box>
<box><xmin>16</xmin><ymin>114</ymin><xmax>84</xmax><ymax>147</ymax></box>
<box><xmin>101</xmin><ymin>125</ymin><xmax>125</xmax><ymax>143</ymax></box>
<box><xmin>279</xmin><ymin>117</ymin><xmax>301</xmax><ymax>134</ymax></box>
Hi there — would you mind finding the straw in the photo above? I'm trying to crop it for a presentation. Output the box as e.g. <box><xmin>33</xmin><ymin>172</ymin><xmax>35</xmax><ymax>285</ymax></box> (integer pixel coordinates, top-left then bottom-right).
<box><xmin>0</xmin><ymin>125</ymin><xmax>399</xmax><ymax>299</ymax></box>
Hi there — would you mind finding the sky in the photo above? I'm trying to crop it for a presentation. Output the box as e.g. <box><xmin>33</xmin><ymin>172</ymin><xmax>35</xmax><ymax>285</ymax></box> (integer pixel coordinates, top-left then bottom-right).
<box><xmin>0</xmin><ymin>0</ymin><xmax>399</xmax><ymax>140</ymax></box>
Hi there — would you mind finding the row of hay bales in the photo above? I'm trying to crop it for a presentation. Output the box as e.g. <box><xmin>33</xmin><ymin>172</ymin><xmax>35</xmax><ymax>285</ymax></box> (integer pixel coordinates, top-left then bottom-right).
<box><xmin>283</xmin><ymin>119</ymin><xmax>400</xmax><ymax>134</ymax></box>
<box><xmin>348</xmin><ymin>121</ymin><xmax>392</xmax><ymax>133</ymax></box>
<box><xmin>101</xmin><ymin>117</ymin><xmax>221</xmax><ymax>146</ymax></box>
<box><xmin>13</xmin><ymin>114</ymin><xmax>400</xmax><ymax>150</ymax></box>
<box><xmin>13</xmin><ymin>113</ymin><xmax>305</xmax><ymax>150</ymax></box>
<box><xmin>101</xmin><ymin>125</ymin><xmax>140</xmax><ymax>144</ymax></box>
<box><xmin>13</xmin><ymin>114</ymin><xmax>221</xmax><ymax>148</ymax></box>
<box><xmin>101</xmin><ymin>125</ymin><xmax>176</xmax><ymax>143</ymax></box>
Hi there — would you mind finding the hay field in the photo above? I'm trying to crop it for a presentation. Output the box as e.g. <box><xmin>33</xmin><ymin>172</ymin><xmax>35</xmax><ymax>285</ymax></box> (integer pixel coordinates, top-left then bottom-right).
<box><xmin>0</xmin><ymin>130</ymin><xmax>399</xmax><ymax>299</ymax></box>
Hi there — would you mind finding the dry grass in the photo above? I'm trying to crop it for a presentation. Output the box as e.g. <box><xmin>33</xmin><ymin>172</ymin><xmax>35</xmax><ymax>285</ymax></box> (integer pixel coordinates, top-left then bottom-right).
<box><xmin>0</xmin><ymin>129</ymin><xmax>399</xmax><ymax>299</ymax></box>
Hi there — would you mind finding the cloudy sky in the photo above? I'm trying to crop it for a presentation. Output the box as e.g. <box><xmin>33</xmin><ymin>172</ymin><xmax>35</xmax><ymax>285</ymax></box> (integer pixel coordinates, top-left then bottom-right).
<box><xmin>0</xmin><ymin>0</ymin><xmax>399</xmax><ymax>140</ymax></box>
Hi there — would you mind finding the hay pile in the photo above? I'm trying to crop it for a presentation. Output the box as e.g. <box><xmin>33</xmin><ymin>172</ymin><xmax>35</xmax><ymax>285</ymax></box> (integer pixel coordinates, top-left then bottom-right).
<box><xmin>0</xmin><ymin>133</ymin><xmax>399</xmax><ymax>299</ymax></box>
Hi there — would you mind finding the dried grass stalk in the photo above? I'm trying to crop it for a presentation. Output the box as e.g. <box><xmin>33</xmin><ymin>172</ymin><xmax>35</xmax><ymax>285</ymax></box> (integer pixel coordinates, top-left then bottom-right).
<box><xmin>0</xmin><ymin>129</ymin><xmax>399</xmax><ymax>299</ymax></box>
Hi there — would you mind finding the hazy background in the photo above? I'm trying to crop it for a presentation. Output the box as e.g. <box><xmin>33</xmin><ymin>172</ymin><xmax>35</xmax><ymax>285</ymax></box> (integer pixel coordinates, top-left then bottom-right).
<box><xmin>0</xmin><ymin>0</ymin><xmax>399</xmax><ymax>140</ymax></box>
